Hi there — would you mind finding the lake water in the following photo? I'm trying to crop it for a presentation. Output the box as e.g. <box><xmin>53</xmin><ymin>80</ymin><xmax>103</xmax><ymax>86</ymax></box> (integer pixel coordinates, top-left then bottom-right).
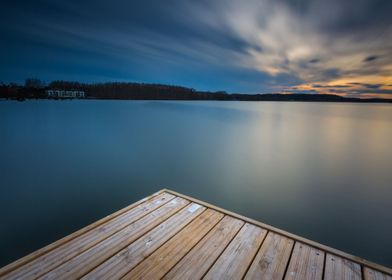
<box><xmin>0</xmin><ymin>100</ymin><xmax>391</xmax><ymax>268</ymax></box>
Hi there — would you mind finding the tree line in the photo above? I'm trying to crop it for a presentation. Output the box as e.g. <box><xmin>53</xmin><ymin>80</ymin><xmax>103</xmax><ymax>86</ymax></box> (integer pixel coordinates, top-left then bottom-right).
<box><xmin>0</xmin><ymin>79</ymin><xmax>231</xmax><ymax>100</ymax></box>
<box><xmin>0</xmin><ymin>79</ymin><xmax>390</xmax><ymax>103</ymax></box>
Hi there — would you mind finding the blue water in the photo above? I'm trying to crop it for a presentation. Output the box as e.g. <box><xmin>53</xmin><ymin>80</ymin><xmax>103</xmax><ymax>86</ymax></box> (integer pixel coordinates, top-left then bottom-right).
<box><xmin>0</xmin><ymin>100</ymin><xmax>391</xmax><ymax>267</ymax></box>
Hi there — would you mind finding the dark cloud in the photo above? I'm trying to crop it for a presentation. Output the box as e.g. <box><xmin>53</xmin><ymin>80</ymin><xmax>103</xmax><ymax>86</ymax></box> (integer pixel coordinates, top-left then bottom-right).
<box><xmin>363</xmin><ymin>55</ymin><xmax>379</xmax><ymax>62</ymax></box>
<box><xmin>348</xmin><ymin>83</ymin><xmax>383</xmax><ymax>89</ymax></box>
<box><xmin>364</xmin><ymin>84</ymin><xmax>382</xmax><ymax>89</ymax></box>
<box><xmin>309</xmin><ymin>59</ymin><xmax>320</xmax><ymax>63</ymax></box>
<box><xmin>351</xmin><ymin>89</ymin><xmax>392</xmax><ymax>95</ymax></box>
<box><xmin>282</xmin><ymin>89</ymin><xmax>319</xmax><ymax>94</ymax></box>
<box><xmin>312</xmin><ymin>84</ymin><xmax>351</xmax><ymax>88</ymax></box>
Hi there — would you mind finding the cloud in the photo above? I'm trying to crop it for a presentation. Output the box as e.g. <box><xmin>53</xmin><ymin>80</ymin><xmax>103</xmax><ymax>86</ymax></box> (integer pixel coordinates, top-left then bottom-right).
<box><xmin>191</xmin><ymin>0</ymin><xmax>391</xmax><ymax>80</ymax></box>
<box><xmin>364</xmin><ymin>55</ymin><xmax>379</xmax><ymax>62</ymax></box>
<box><xmin>280</xmin><ymin>79</ymin><xmax>392</xmax><ymax>98</ymax></box>
<box><xmin>180</xmin><ymin>0</ymin><xmax>392</xmax><ymax>97</ymax></box>
<box><xmin>309</xmin><ymin>59</ymin><xmax>320</xmax><ymax>64</ymax></box>
<box><xmin>1</xmin><ymin>0</ymin><xmax>391</xmax><ymax>97</ymax></box>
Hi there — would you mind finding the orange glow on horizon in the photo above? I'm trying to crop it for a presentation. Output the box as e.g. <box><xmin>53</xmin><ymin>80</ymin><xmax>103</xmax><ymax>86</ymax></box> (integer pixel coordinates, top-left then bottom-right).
<box><xmin>278</xmin><ymin>73</ymin><xmax>392</xmax><ymax>99</ymax></box>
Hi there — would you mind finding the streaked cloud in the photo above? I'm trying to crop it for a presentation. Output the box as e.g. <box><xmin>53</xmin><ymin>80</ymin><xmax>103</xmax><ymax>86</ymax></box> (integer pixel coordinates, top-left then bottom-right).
<box><xmin>1</xmin><ymin>0</ymin><xmax>391</xmax><ymax>97</ymax></box>
<box><xmin>181</xmin><ymin>0</ymin><xmax>392</xmax><ymax>97</ymax></box>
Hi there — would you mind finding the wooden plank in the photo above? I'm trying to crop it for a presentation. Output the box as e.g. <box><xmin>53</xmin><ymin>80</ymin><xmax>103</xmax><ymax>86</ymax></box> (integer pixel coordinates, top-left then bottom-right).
<box><xmin>284</xmin><ymin>242</ymin><xmax>324</xmax><ymax>280</ymax></box>
<box><xmin>203</xmin><ymin>223</ymin><xmax>267</xmax><ymax>279</ymax></box>
<box><xmin>38</xmin><ymin>197</ymin><xmax>190</xmax><ymax>280</ymax></box>
<box><xmin>364</xmin><ymin>267</ymin><xmax>392</xmax><ymax>280</ymax></box>
<box><xmin>122</xmin><ymin>209</ymin><xmax>224</xmax><ymax>280</ymax></box>
<box><xmin>244</xmin><ymin>232</ymin><xmax>294</xmax><ymax>280</ymax></box>
<box><xmin>1</xmin><ymin>192</ymin><xmax>175</xmax><ymax>280</ymax></box>
<box><xmin>163</xmin><ymin>215</ymin><xmax>244</xmax><ymax>280</ymax></box>
<box><xmin>324</xmin><ymin>253</ymin><xmax>362</xmax><ymax>280</ymax></box>
<box><xmin>82</xmin><ymin>203</ymin><xmax>207</xmax><ymax>280</ymax></box>
<box><xmin>163</xmin><ymin>188</ymin><xmax>392</xmax><ymax>276</ymax></box>
<box><xmin>0</xmin><ymin>189</ymin><xmax>166</xmax><ymax>278</ymax></box>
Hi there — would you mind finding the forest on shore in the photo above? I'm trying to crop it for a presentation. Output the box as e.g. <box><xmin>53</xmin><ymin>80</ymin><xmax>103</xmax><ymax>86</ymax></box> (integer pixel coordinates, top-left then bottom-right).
<box><xmin>0</xmin><ymin>79</ymin><xmax>391</xmax><ymax>103</ymax></box>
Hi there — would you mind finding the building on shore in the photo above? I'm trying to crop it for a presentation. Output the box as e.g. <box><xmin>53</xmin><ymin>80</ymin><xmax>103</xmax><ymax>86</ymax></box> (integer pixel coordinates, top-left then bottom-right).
<box><xmin>46</xmin><ymin>89</ymin><xmax>85</xmax><ymax>98</ymax></box>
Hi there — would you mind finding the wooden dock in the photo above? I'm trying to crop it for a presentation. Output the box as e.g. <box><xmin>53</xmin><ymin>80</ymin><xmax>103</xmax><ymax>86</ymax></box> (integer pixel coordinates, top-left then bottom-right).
<box><xmin>0</xmin><ymin>189</ymin><xmax>391</xmax><ymax>280</ymax></box>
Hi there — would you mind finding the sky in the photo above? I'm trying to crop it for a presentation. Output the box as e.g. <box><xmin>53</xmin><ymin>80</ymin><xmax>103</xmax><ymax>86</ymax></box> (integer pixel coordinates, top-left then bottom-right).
<box><xmin>1</xmin><ymin>0</ymin><xmax>392</xmax><ymax>98</ymax></box>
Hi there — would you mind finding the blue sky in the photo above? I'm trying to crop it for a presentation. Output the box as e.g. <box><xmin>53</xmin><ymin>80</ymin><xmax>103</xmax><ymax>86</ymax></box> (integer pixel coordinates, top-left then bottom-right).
<box><xmin>1</xmin><ymin>0</ymin><xmax>391</xmax><ymax>97</ymax></box>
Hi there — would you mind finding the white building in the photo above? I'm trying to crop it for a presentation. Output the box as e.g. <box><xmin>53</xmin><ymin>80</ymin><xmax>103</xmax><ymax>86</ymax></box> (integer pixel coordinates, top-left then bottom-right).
<box><xmin>47</xmin><ymin>90</ymin><xmax>85</xmax><ymax>98</ymax></box>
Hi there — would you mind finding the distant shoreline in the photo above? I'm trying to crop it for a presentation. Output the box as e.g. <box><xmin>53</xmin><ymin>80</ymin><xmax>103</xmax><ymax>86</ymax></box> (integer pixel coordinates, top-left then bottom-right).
<box><xmin>2</xmin><ymin>96</ymin><xmax>392</xmax><ymax>103</ymax></box>
<box><xmin>1</xmin><ymin>81</ymin><xmax>391</xmax><ymax>103</ymax></box>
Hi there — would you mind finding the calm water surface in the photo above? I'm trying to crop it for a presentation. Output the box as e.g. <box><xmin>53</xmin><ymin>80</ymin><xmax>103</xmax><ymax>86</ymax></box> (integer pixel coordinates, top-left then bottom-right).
<box><xmin>0</xmin><ymin>100</ymin><xmax>391</xmax><ymax>267</ymax></box>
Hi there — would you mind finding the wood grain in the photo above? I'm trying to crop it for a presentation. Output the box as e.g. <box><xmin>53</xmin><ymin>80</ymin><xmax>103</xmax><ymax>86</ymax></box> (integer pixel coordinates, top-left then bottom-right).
<box><xmin>82</xmin><ymin>203</ymin><xmax>206</xmax><ymax>280</ymax></box>
<box><xmin>163</xmin><ymin>188</ymin><xmax>392</xmax><ymax>276</ymax></box>
<box><xmin>38</xmin><ymin>197</ymin><xmax>189</xmax><ymax>280</ymax></box>
<box><xmin>0</xmin><ymin>192</ymin><xmax>174</xmax><ymax>280</ymax></box>
<box><xmin>324</xmin><ymin>253</ymin><xmax>362</xmax><ymax>280</ymax></box>
<box><xmin>284</xmin><ymin>242</ymin><xmax>324</xmax><ymax>280</ymax></box>
<box><xmin>163</xmin><ymin>215</ymin><xmax>244</xmax><ymax>280</ymax></box>
<box><xmin>0</xmin><ymin>189</ymin><xmax>166</xmax><ymax>278</ymax></box>
<box><xmin>245</xmin><ymin>232</ymin><xmax>294</xmax><ymax>280</ymax></box>
<box><xmin>122</xmin><ymin>209</ymin><xmax>223</xmax><ymax>280</ymax></box>
<box><xmin>203</xmin><ymin>223</ymin><xmax>267</xmax><ymax>279</ymax></box>
<box><xmin>364</xmin><ymin>267</ymin><xmax>392</xmax><ymax>280</ymax></box>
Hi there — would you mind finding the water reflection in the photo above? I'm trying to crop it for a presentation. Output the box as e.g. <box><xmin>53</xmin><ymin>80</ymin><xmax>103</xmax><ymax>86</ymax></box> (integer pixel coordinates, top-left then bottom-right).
<box><xmin>143</xmin><ymin>101</ymin><xmax>256</xmax><ymax>122</ymax></box>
